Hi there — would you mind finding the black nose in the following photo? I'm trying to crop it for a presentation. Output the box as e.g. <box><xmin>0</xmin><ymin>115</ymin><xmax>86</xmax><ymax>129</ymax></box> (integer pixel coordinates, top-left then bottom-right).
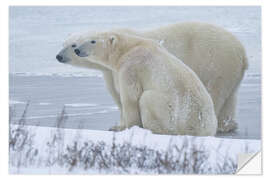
<box><xmin>74</xmin><ymin>49</ymin><xmax>80</xmax><ymax>55</ymax></box>
<box><xmin>56</xmin><ymin>54</ymin><xmax>63</xmax><ymax>61</ymax></box>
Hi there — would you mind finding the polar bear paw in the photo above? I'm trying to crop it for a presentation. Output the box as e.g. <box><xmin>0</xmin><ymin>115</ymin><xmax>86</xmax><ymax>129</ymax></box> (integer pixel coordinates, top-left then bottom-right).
<box><xmin>108</xmin><ymin>125</ymin><xmax>126</xmax><ymax>132</ymax></box>
<box><xmin>217</xmin><ymin>117</ymin><xmax>238</xmax><ymax>133</ymax></box>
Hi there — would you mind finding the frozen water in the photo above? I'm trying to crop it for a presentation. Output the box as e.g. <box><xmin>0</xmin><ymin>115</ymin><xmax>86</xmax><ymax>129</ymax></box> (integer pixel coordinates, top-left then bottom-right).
<box><xmin>9</xmin><ymin>6</ymin><xmax>261</xmax><ymax>76</ymax></box>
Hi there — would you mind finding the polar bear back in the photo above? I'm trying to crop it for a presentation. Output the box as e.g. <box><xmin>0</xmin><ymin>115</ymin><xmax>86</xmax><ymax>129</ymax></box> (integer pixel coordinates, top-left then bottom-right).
<box><xmin>143</xmin><ymin>22</ymin><xmax>248</xmax><ymax>115</ymax></box>
<box><xmin>117</xmin><ymin>39</ymin><xmax>217</xmax><ymax>135</ymax></box>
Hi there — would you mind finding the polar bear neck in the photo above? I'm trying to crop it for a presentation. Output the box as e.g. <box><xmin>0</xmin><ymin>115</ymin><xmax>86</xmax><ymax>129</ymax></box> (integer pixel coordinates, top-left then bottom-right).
<box><xmin>109</xmin><ymin>35</ymin><xmax>147</xmax><ymax>71</ymax></box>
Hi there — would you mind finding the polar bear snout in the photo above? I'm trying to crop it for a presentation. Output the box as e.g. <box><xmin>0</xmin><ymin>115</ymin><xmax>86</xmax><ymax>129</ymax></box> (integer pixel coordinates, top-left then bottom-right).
<box><xmin>74</xmin><ymin>48</ymin><xmax>88</xmax><ymax>57</ymax></box>
<box><xmin>56</xmin><ymin>54</ymin><xmax>64</xmax><ymax>62</ymax></box>
<box><xmin>74</xmin><ymin>49</ymin><xmax>80</xmax><ymax>55</ymax></box>
<box><xmin>56</xmin><ymin>53</ymin><xmax>71</xmax><ymax>63</ymax></box>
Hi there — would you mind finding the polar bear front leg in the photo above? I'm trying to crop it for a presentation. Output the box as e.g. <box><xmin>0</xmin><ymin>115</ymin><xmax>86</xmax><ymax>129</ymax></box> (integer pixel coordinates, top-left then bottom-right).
<box><xmin>121</xmin><ymin>99</ymin><xmax>143</xmax><ymax>129</ymax></box>
<box><xmin>103</xmin><ymin>70</ymin><xmax>126</xmax><ymax>131</ymax></box>
<box><xmin>118</xmin><ymin>70</ymin><xmax>143</xmax><ymax>129</ymax></box>
<box><xmin>103</xmin><ymin>70</ymin><xmax>122</xmax><ymax>110</ymax></box>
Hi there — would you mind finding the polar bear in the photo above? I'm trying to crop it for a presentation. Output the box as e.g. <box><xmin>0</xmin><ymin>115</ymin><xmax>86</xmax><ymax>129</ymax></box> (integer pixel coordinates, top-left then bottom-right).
<box><xmin>56</xmin><ymin>22</ymin><xmax>248</xmax><ymax>133</ymax></box>
<box><xmin>73</xmin><ymin>32</ymin><xmax>217</xmax><ymax>136</ymax></box>
<box><xmin>56</xmin><ymin>34</ymin><xmax>122</xmax><ymax>109</ymax></box>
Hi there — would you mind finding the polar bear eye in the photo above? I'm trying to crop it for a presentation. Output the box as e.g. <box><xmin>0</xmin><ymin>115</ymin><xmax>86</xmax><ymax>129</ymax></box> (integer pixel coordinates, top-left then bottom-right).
<box><xmin>71</xmin><ymin>44</ymin><xmax>77</xmax><ymax>48</ymax></box>
<box><xmin>90</xmin><ymin>40</ymin><xmax>96</xmax><ymax>44</ymax></box>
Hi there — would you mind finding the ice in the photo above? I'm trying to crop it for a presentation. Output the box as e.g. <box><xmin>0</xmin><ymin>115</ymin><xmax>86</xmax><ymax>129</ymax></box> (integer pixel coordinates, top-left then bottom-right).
<box><xmin>9</xmin><ymin>100</ymin><xmax>26</xmax><ymax>105</ymax></box>
<box><xmin>9</xmin><ymin>6</ymin><xmax>260</xmax><ymax>76</ymax></box>
<box><xmin>65</xmin><ymin>103</ymin><xmax>98</xmax><ymax>107</ymax></box>
<box><xmin>39</xmin><ymin>102</ymin><xmax>51</xmax><ymax>105</ymax></box>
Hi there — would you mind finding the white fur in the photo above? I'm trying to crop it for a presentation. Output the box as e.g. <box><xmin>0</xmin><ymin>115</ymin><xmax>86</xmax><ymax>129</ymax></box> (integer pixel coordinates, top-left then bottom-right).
<box><xmin>77</xmin><ymin>33</ymin><xmax>218</xmax><ymax>136</ymax></box>
<box><xmin>59</xmin><ymin>22</ymin><xmax>248</xmax><ymax>133</ymax></box>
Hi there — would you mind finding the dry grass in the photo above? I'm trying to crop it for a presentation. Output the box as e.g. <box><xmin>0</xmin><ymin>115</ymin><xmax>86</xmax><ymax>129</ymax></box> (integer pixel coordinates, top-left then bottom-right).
<box><xmin>9</xmin><ymin>104</ymin><xmax>237</xmax><ymax>174</ymax></box>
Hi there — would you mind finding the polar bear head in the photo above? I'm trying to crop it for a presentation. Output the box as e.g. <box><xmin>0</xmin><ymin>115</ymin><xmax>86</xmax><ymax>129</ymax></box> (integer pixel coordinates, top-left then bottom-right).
<box><xmin>74</xmin><ymin>32</ymin><xmax>149</xmax><ymax>70</ymax></box>
<box><xmin>56</xmin><ymin>33</ymin><xmax>106</xmax><ymax>71</ymax></box>
<box><xmin>73</xmin><ymin>32</ymin><xmax>122</xmax><ymax>70</ymax></box>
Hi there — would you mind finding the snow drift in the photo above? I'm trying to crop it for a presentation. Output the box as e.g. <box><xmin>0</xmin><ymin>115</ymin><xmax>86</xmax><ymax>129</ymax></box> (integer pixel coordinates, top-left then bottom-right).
<box><xmin>9</xmin><ymin>124</ymin><xmax>260</xmax><ymax>174</ymax></box>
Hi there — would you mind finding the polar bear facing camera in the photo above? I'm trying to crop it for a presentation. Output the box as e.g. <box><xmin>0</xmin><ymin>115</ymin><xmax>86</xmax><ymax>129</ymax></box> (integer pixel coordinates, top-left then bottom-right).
<box><xmin>74</xmin><ymin>32</ymin><xmax>218</xmax><ymax>136</ymax></box>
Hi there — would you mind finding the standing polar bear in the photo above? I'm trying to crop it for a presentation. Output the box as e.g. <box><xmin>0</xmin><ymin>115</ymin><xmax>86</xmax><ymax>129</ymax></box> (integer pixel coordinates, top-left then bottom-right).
<box><xmin>74</xmin><ymin>32</ymin><xmax>218</xmax><ymax>136</ymax></box>
<box><xmin>56</xmin><ymin>22</ymin><xmax>248</xmax><ymax>133</ymax></box>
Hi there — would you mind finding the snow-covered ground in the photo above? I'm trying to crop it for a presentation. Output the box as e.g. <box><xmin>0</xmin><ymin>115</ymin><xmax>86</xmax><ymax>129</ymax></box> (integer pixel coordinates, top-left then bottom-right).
<box><xmin>9</xmin><ymin>124</ymin><xmax>260</xmax><ymax>174</ymax></box>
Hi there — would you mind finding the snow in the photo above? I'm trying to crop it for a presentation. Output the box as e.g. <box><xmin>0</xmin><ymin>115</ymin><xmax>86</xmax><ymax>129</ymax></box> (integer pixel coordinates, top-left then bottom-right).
<box><xmin>39</xmin><ymin>102</ymin><xmax>51</xmax><ymax>105</ymax></box>
<box><xmin>9</xmin><ymin>125</ymin><xmax>260</xmax><ymax>174</ymax></box>
<box><xmin>9</xmin><ymin>100</ymin><xmax>26</xmax><ymax>105</ymax></box>
<box><xmin>65</xmin><ymin>103</ymin><xmax>98</xmax><ymax>107</ymax></box>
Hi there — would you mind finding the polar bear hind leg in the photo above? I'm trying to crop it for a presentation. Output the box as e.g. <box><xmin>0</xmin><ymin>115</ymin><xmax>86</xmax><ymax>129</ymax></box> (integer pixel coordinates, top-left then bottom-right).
<box><xmin>206</xmin><ymin>76</ymin><xmax>237</xmax><ymax>133</ymax></box>
<box><xmin>139</xmin><ymin>90</ymin><xmax>179</xmax><ymax>135</ymax></box>
<box><xmin>217</xmin><ymin>91</ymin><xmax>238</xmax><ymax>132</ymax></box>
<box><xmin>139</xmin><ymin>90</ymin><xmax>216</xmax><ymax>136</ymax></box>
<box><xmin>139</xmin><ymin>90</ymin><xmax>187</xmax><ymax>135</ymax></box>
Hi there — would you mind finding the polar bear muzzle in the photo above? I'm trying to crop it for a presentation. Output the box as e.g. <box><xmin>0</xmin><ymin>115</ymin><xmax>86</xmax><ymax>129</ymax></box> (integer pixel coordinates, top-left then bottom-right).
<box><xmin>56</xmin><ymin>49</ymin><xmax>72</xmax><ymax>63</ymax></box>
<box><xmin>74</xmin><ymin>48</ymin><xmax>88</xmax><ymax>57</ymax></box>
